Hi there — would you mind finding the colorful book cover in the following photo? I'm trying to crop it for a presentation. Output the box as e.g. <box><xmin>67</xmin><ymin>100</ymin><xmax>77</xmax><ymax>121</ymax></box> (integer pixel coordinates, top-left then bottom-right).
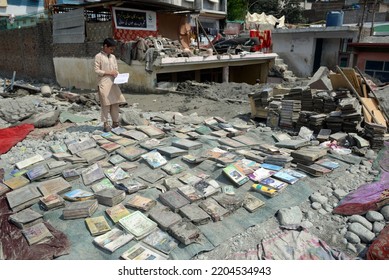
<box><xmin>248</xmin><ymin>168</ymin><xmax>275</xmax><ymax>182</ymax></box>
<box><xmin>272</xmin><ymin>170</ymin><xmax>299</xmax><ymax>184</ymax></box>
<box><xmin>259</xmin><ymin>177</ymin><xmax>288</xmax><ymax>191</ymax></box>
<box><xmin>261</xmin><ymin>163</ymin><xmax>283</xmax><ymax>171</ymax></box>
<box><xmin>222</xmin><ymin>164</ymin><xmax>249</xmax><ymax>186</ymax></box>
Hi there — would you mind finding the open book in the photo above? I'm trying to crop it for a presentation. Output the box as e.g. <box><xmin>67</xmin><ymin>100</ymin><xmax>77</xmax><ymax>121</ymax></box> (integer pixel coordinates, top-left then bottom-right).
<box><xmin>114</xmin><ymin>73</ymin><xmax>129</xmax><ymax>84</ymax></box>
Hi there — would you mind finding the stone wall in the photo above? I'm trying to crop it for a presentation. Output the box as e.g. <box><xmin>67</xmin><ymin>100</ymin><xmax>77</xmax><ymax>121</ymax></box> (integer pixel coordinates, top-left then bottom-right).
<box><xmin>0</xmin><ymin>21</ymin><xmax>56</xmax><ymax>82</ymax></box>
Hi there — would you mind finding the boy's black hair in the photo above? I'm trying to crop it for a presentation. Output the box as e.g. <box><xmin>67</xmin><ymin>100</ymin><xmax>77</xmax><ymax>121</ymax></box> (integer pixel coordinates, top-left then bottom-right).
<box><xmin>103</xmin><ymin>38</ymin><xmax>117</xmax><ymax>47</ymax></box>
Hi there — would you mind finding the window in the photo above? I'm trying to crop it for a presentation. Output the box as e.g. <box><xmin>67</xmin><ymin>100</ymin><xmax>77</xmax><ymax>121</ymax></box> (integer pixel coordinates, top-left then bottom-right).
<box><xmin>365</xmin><ymin>60</ymin><xmax>389</xmax><ymax>83</ymax></box>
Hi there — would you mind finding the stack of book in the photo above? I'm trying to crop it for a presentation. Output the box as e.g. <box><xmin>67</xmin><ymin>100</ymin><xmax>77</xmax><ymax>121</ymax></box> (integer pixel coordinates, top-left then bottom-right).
<box><xmin>6</xmin><ymin>185</ymin><xmax>42</xmax><ymax>212</ymax></box>
<box><xmin>125</xmin><ymin>194</ymin><xmax>157</xmax><ymax>212</ymax></box>
<box><xmin>172</xmin><ymin>138</ymin><xmax>202</xmax><ymax>150</ymax></box>
<box><xmin>9</xmin><ymin>208</ymin><xmax>43</xmax><ymax>229</ymax></box>
<box><xmin>39</xmin><ymin>193</ymin><xmax>66</xmax><ymax>210</ymax></box>
<box><xmin>63</xmin><ymin>189</ymin><xmax>95</xmax><ymax>202</ymax></box>
<box><xmin>93</xmin><ymin>227</ymin><xmax>134</xmax><ymax>253</ymax></box>
<box><xmin>296</xmin><ymin>162</ymin><xmax>332</xmax><ymax>177</ymax></box>
<box><xmin>263</xmin><ymin>155</ymin><xmax>293</xmax><ymax>168</ymax></box>
<box><xmin>179</xmin><ymin>204</ymin><xmax>211</xmax><ymax>225</ymax></box>
<box><xmin>169</xmin><ymin>220</ymin><xmax>201</xmax><ymax>245</ymax></box>
<box><xmin>95</xmin><ymin>188</ymin><xmax>126</xmax><ymax>206</ymax></box>
<box><xmin>291</xmin><ymin>146</ymin><xmax>328</xmax><ymax>165</ymax></box>
<box><xmin>114</xmin><ymin>178</ymin><xmax>148</xmax><ymax>194</ymax></box>
<box><xmin>279</xmin><ymin>100</ymin><xmax>301</xmax><ymax>129</ymax></box>
<box><xmin>198</xmin><ymin>197</ymin><xmax>229</xmax><ymax>222</ymax></box>
<box><xmin>157</xmin><ymin>146</ymin><xmax>187</xmax><ymax>158</ymax></box>
<box><xmin>21</xmin><ymin>222</ymin><xmax>54</xmax><ymax>245</ymax></box>
<box><xmin>85</xmin><ymin>216</ymin><xmax>111</xmax><ymax>236</ymax></box>
<box><xmin>63</xmin><ymin>199</ymin><xmax>98</xmax><ymax>219</ymax></box>
<box><xmin>118</xmin><ymin>211</ymin><xmax>158</xmax><ymax>240</ymax></box>
<box><xmin>38</xmin><ymin>177</ymin><xmax>72</xmax><ymax>196</ymax></box>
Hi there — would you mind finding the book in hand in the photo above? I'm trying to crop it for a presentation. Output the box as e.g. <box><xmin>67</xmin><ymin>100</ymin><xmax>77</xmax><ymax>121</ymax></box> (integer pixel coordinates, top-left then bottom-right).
<box><xmin>9</xmin><ymin>208</ymin><xmax>43</xmax><ymax>229</ymax></box>
<box><xmin>81</xmin><ymin>163</ymin><xmax>105</xmax><ymax>186</ymax></box>
<box><xmin>106</xmin><ymin>203</ymin><xmax>131</xmax><ymax>223</ymax></box>
<box><xmin>95</xmin><ymin>188</ymin><xmax>126</xmax><ymax>207</ymax></box>
<box><xmin>118</xmin><ymin>210</ymin><xmax>158</xmax><ymax>240</ymax></box>
<box><xmin>63</xmin><ymin>199</ymin><xmax>98</xmax><ymax>219</ymax></box>
<box><xmin>125</xmin><ymin>194</ymin><xmax>157</xmax><ymax>212</ymax></box>
<box><xmin>85</xmin><ymin>216</ymin><xmax>111</xmax><ymax>236</ymax></box>
<box><xmin>272</xmin><ymin>170</ymin><xmax>299</xmax><ymax>184</ymax></box>
<box><xmin>251</xmin><ymin>184</ymin><xmax>278</xmax><ymax>197</ymax></box>
<box><xmin>243</xmin><ymin>193</ymin><xmax>265</xmax><ymax>213</ymax></box>
<box><xmin>63</xmin><ymin>189</ymin><xmax>95</xmax><ymax>202</ymax></box>
<box><xmin>141</xmin><ymin>150</ymin><xmax>168</xmax><ymax>169</ymax></box>
<box><xmin>258</xmin><ymin>177</ymin><xmax>288</xmax><ymax>192</ymax></box>
<box><xmin>222</xmin><ymin>164</ymin><xmax>249</xmax><ymax>186</ymax></box>
<box><xmin>39</xmin><ymin>193</ymin><xmax>66</xmax><ymax>211</ymax></box>
<box><xmin>93</xmin><ymin>227</ymin><xmax>134</xmax><ymax>253</ymax></box>
<box><xmin>142</xmin><ymin>227</ymin><xmax>179</xmax><ymax>255</ymax></box>
<box><xmin>21</xmin><ymin>222</ymin><xmax>54</xmax><ymax>246</ymax></box>
<box><xmin>120</xmin><ymin>242</ymin><xmax>168</xmax><ymax>260</ymax></box>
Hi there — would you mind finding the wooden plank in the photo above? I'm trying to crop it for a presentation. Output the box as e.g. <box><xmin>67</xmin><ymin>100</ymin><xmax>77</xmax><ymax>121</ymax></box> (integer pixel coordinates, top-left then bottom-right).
<box><xmin>360</xmin><ymin>97</ymin><xmax>387</xmax><ymax>127</ymax></box>
<box><xmin>329</xmin><ymin>73</ymin><xmax>349</xmax><ymax>90</ymax></box>
<box><xmin>362</xmin><ymin>83</ymin><xmax>368</xmax><ymax>98</ymax></box>
<box><xmin>342</xmin><ymin>68</ymin><xmax>362</xmax><ymax>96</ymax></box>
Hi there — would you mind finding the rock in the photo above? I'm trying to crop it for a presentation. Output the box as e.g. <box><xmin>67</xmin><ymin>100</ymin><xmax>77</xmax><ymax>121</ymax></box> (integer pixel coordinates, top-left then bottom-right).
<box><xmin>365</xmin><ymin>210</ymin><xmax>384</xmax><ymax>222</ymax></box>
<box><xmin>311</xmin><ymin>202</ymin><xmax>322</xmax><ymax>210</ymax></box>
<box><xmin>310</xmin><ymin>192</ymin><xmax>328</xmax><ymax>205</ymax></box>
<box><xmin>40</xmin><ymin>85</ymin><xmax>52</xmax><ymax>97</ymax></box>
<box><xmin>348</xmin><ymin>222</ymin><xmax>375</xmax><ymax>243</ymax></box>
<box><xmin>365</xmin><ymin>149</ymin><xmax>376</xmax><ymax>160</ymax></box>
<box><xmin>346</xmin><ymin>243</ymin><xmax>358</xmax><ymax>253</ymax></box>
<box><xmin>369</xmin><ymin>169</ymin><xmax>380</xmax><ymax>176</ymax></box>
<box><xmin>345</xmin><ymin>231</ymin><xmax>361</xmax><ymax>244</ymax></box>
<box><xmin>380</xmin><ymin>205</ymin><xmax>389</xmax><ymax>221</ymax></box>
<box><xmin>301</xmin><ymin>220</ymin><xmax>313</xmax><ymax>229</ymax></box>
<box><xmin>319</xmin><ymin>209</ymin><xmax>328</xmax><ymax>215</ymax></box>
<box><xmin>276</xmin><ymin>206</ymin><xmax>303</xmax><ymax>225</ymax></box>
<box><xmin>372</xmin><ymin>221</ymin><xmax>385</xmax><ymax>234</ymax></box>
<box><xmin>20</xmin><ymin>110</ymin><xmax>60</xmax><ymax>128</ymax></box>
<box><xmin>323</xmin><ymin>203</ymin><xmax>333</xmax><ymax>212</ymax></box>
<box><xmin>348</xmin><ymin>215</ymin><xmax>373</xmax><ymax>231</ymax></box>
<box><xmin>333</xmin><ymin>189</ymin><xmax>348</xmax><ymax>200</ymax></box>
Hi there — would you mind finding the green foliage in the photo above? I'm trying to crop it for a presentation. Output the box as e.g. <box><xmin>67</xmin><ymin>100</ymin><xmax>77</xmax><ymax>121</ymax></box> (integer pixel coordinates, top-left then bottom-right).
<box><xmin>280</xmin><ymin>0</ymin><xmax>306</xmax><ymax>24</ymax></box>
<box><xmin>227</xmin><ymin>0</ymin><xmax>247</xmax><ymax>21</ymax></box>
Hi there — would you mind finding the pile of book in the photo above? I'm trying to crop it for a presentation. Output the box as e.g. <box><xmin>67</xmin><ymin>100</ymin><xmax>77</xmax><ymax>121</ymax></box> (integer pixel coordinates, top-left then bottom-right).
<box><xmin>93</xmin><ymin>227</ymin><xmax>134</xmax><ymax>253</ymax></box>
<box><xmin>63</xmin><ymin>199</ymin><xmax>98</xmax><ymax>219</ymax></box>
<box><xmin>39</xmin><ymin>193</ymin><xmax>66</xmax><ymax>210</ymax></box>
<box><xmin>279</xmin><ymin>100</ymin><xmax>301</xmax><ymax>129</ymax></box>
<box><xmin>118</xmin><ymin>210</ymin><xmax>158</xmax><ymax>240</ymax></box>
<box><xmin>94</xmin><ymin>188</ymin><xmax>126</xmax><ymax>206</ymax></box>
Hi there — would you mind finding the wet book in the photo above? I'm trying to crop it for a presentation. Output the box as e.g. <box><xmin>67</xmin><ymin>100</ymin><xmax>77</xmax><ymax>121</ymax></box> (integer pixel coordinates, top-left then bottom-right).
<box><xmin>139</xmin><ymin>138</ymin><xmax>164</xmax><ymax>150</ymax></box>
<box><xmin>67</xmin><ymin>138</ymin><xmax>96</xmax><ymax>155</ymax></box>
<box><xmin>148</xmin><ymin>204</ymin><xmax>182</xmax><ymax>231</ymax></box>
<box><xmin>258</xmin><ymin>177</ymin><xmax>288</xmax><ymax>192</ymax></box>
<box><xmin>125</xmin><ymin>194</ymin><xmax>157</xmax><ymax>212</ymax></box>
<box><xmin>62</xmin><ymin>168</ymin><xmax>80</xmax><ymax>181</ymax></box>
<box><xmin>117</xmin><ymin>161</ymin><xmax>138</xmax><ymax>172</ymax></box>
<box><xmin>169</xmin><ymin>221</ymin><xmax>201</xmax><ymax>245</ymax></box>
<box><xmin>114</xmin><ymin>178</ymin><xmax>148</xmax><ymax>194</ymax></box>
<box><xmin>118</xmin><ymin>210</ymin><xmax>158</xmax><ymax>240</ymax></box>
<box><xmin>6</xmin><ymin>185</ymin><xmax>42</xmax><ymax>212</ymax></box>
<box><xmin>101</xmin><ymin>132</ymin><xmax>122</xmax><ymax>141</ymax></box>
<box><xmin>39</xmin><ymin>193</ymin><xmax>66</xmax><ymax>211</ymax></box>
<box><xmin>81</xmin><ymin>163</ymin><xmax>105</xmax><ymax>186</ymax></box>
<box><xmin>0</xmin><ymin>183</ymin><xmax>10</xmax><ymax>196</ymax></box>
<box><xmin>251</xmin><ymin>184</ymin><xmax>278</xmax><ymax>197</ymax></box>
<box><xmin>159</xmin><ymin>189</ymin><xmax>190</xmax><ymax>212</ymax></box>
<box><xmin>234</xmin><ymin>159</ymin><xmax>261</xmax><ymax>175</ymax></box>
<box><xmin>109</xmin><ymin>154</ymin><xmax>126</xmax><ymax>165</ymax></box>
<box><xmin>248</xmin><ymin>168</ymin><xmax>276</xmax><ymax>182</ymax></box>
<box><xmin>198</xmin><ymin>197</ymin><xmax>229</xmax><ymax>222</ymax></box>
<box><xmin>63</xmin><ymin>155</ymin><xmax>87</xmax><ymax>164</ymax></box>
<box><xmin>217</xmin><ymin>137</ymin><xmax>246</xmax><ymax>148</ymax></box>
<box><xmin>121</xmin><ymin>130</ymin><xmax>149</xmax><ymax>141</ymax></box>
<box><xmin>171</xmin><ymin>138</ymin><xmax>202</xmax><ymax>150</ymax></box>
<box><xmin>78</xmin><ymin>148</ymin><xmax>106</xmax><ymax>164</ymax></box>
<box><xmin>21</xmin><ymin>222</ymin><xmax>53</xmax><ymax>246</ymax></box>
<box><xmin>38</xmin><ymin>177</ymin><xmax>72</xmax><ymax>196</ymax></box>
<box><xmin>163</xmin><ymin>177</ymin><xmax>186</xmax><ymax>190</ymax></box>
<box><xmin>142</xmin><ymin>227</ymin><xmax>179</xmax><ymax>255</ymax></box>
<box><xmin>106</xmin><ymin>203</ymin><xmax>131</xmax><ymax>223</ymax></box>
<box><xmin>315</xmin><ymin>158</ymin><xmax>340</xmax><ymax>170</ymax></box>
<box><xmin>121</xmin><ymin>242</ymin><xmax>168</xmax><ymax>260</ymax></box>
<box><xmin>9</xmin><ymin>208</ymin><xmax>43</xmax><ymax>229</ymax></box>
<box><xmin>104</xmin><ymin>166</ymin><xmax>130</xmax><ymax>182</ymax></box>
<box><xmin>272</xmin><ymin>170</ymin><xmax>300</xmax><ymax>184</ymax></box>
<box><xmin>100</xmin><ymin>142</ymin><xmax>122</xmax><ymax>153</ymax></box>
<box><xmin>179</xmin><ymin>204</ymin><xmax>211</xmax><ymax>225</ymax></box>
<box><xmin>62</xmin><ymin>199</ymin><xmax>98</xmax><ymax>219</ymax></box>
<box><xmin>85</xmin><ymin>216</ymin><xmax>111</xmax><ymax>236</ymax></box>
<box><xmin>91</xmin><ymin>178</ymin><xmax>116</xmax><ymax>193</ymax></box>
<box><xmin>136</xmin><ymin>125</ymin><xmax>165</xmax><ymax>139</ymax></box>
<box><xmin>3</xmin><ymin>176</ymin><xmax>30</xmax><ymax>190</ymax></box>
<box><xmin>181</xmin><ymin>154</ymin><xmax>208</xmax><ymax>164</ymax></box>
<box><xmin>95</xmin><ymin>188</ymin><xmax>126</xmax><ymax>207</ymax></box>
<box><xmin>93</xmin><ymin>227</ymin><xmax>134</xmax><ymax>253</ymax></box>
<box><xmin>212</xmin><ymin>193</ymin><xmax>245</xmax><ymax>214</ymax></box>
<box><xmin>193</xmin><ymin>179</ymin><xmax>221</xmax><ymax>198</ymax></box>
<box><xmin>138</xmin><ymin>171</ymin><xmax>165</xmax><ymax>184</ymax></box>
<box><xmin>178</xmin><ymin>173</ymin><xmax>203</xmax><ymax>186</ymax></box>
<box><xmin>195</xmin><ymin>125</ymin><xmax>212</xmax><ymax>135</ymax></box>
<box><xmin>177</xmin><ymin>185</ymin><xmax>203</xmax><ymax>202</ymax></box>
<box><xmin>232</xmin><ymin>134</ymin><xmax>259</xmax><ymax>147</ymax></box>
<box><xmin>243</xmin><ymin>193</ymin><xmax>265</xmax><ymax>213</ymax></box>
<box><xmin>117</xmin><ymin>146</ymin><xmax>148</xmax><ymax>161</ymax></box>
<box><xmin>296</xmin><ymin>163</ymin><xmax>332</xmax><ymax>177</ymax></box>
<box><xmin>114</xmin><ymin>137</ymin><xmax>137</xmax><ymax>147</ymax></box>
<box><xmin>260</xmin><ymin>163</ymin><xmax>283</xmax><ymax>171</ymax></box>
<box><xmin>15</xmin><ymin>154</ymin><xmax>45</xmax><ymax>169</ymax></box>
<box><xmin>141</xmin><ymin>150</ymin><xmax>168</xmax><ymax>169</ymax></box>
<box><xmin>26</xmin><ymin>164</ymin><xmax>49</xmax><ymax>181</ymax></box>
<box><xmin>281</xmin><ymin>168</ymin><xmax>307</xmax><ymax>179</ymax></box>
<box><xmin>222</xmin><ymin>164</ymin><xmax>249</xmax><ymax>186</ymax></box>
<box><xmin>47</xmin><ymin>160</ymin><xmax>68</xmax><ymax>170</ymax></box>
<box><xmin>157</xmin><ymin>146</ymin><xmax>187</xmax><ymax>158</ymax></box>
<box><xmin>161</xmin><ymin>162</ymin><xmax>186</xmax><ymax>175</ymax></box>
<box><xmin>52</xmin><ymin>152</ymin><xmax>72</xmax><ymax>160</ymax></box>
<box><xmin>63</xmin><ymin>189</ymin><xmax>95</xmax><ymax>202</ymax></box>
<box><xmin>111</xmin><ymin>126</ymin><xmax>127</xmax><ymax>135</ymax></box>
<box><xmin>49</xmin><ymin>144</ymin><xmax>67</xmax><ymax>153</ymax></box>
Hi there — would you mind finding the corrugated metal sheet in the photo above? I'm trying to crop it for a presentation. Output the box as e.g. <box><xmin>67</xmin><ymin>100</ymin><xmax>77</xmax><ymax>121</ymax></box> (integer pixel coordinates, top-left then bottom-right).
<box><xmin>53</xmin><ymin>8</ymin><xmax>85</xmax><ymax>44</ymax></box>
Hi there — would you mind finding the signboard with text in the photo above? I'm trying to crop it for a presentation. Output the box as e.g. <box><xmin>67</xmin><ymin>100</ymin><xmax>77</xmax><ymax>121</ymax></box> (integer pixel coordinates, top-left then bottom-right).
<box><xmin>112</xmin><ymin>7</ymin><xmax>157</xmax><ymax>31</ymax></box>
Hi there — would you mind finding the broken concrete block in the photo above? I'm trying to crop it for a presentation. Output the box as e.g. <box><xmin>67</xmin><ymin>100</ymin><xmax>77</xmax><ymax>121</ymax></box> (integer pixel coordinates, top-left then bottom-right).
<box><xmin>308</xmin><ymin>66</ymin><xmax>333</xmax><ymax>90</ymax></box>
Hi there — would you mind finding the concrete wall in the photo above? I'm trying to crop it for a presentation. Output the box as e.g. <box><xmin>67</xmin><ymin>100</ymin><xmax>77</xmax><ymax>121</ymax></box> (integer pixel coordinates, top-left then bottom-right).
<box><xmin>0</xmin><ymin>21</ymin><xmax>55</xmax><ymax>82</ymax></box>
<box><xmin>321</xmin><ymin>38</ymin><xmax>342</xmax><ymax>71</ymax></box>
<box><xmin>272</xmin><ymin>33</ymin><xmax>316</xmax><ymax>77</ymax></box>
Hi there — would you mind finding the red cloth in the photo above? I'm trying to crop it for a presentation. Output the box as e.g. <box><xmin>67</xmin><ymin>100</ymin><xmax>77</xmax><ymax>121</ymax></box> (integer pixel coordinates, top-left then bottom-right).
<box><xmin>0</xmin><ymin>124</ymin><xmax>34</xmax><ymax>154</ymax></box>
<box><xmin>366</xmin><ymin>224</ymin><xmax>389</xmax><ymax>260</ymax></box>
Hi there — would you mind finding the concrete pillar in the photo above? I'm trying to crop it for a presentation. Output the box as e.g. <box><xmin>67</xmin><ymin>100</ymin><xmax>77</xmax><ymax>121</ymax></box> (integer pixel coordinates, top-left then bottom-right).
<box><xmin>222</xmin><ymin>66</ymin><xmax>229</xmax><ymax>83</ymax></box>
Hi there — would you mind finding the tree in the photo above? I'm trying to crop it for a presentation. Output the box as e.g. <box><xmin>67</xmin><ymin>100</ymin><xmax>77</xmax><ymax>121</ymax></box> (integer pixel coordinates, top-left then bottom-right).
<box><xmin>280</xmin><ymin>0</ymin><xmax>306</xmax><ymax>24</ymax></box>
<box><xmin>227</xmin><ymin>0</ymin><xmax>247</xmax><ymax>21</ymax></box>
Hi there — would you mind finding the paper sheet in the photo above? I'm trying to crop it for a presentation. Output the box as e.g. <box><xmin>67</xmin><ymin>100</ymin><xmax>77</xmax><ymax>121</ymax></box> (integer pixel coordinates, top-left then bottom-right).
<box><xmin>114</xmin><ymin>73</ymin><xmax>129</xmax><ymax>84</ymax></box>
